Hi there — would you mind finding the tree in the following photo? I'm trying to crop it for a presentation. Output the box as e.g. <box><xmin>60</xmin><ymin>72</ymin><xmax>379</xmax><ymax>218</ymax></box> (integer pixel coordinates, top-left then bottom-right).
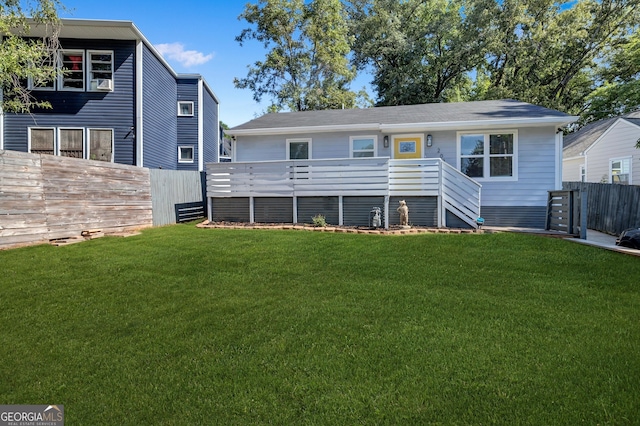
<box><xmin>349</xmin><ymin>0</ymin><xmax>490</xmax><ymax>106</ymax></box>
<box><xmin>1</xmin><ymin>0</ymin><xmax>62</xmax><ymax>113</ymax></box>
<box><xmin>350</xmin><ymin>0</ymin><xmax>640</xmax><ymax>116</ymax></box>
<box><xmin>475</xmin><ymin>0</ymin><xmax>640</xmax><ymax>115</ymax></box>
<box><xmin>583</xmin><ymin>31</ymin><xmax>640</xmax><ymax>123</ymax></box>
<box><xmin>235</xmin><ymin>0</ymin><xmax>365</xmax><ymax>112</ymax></box>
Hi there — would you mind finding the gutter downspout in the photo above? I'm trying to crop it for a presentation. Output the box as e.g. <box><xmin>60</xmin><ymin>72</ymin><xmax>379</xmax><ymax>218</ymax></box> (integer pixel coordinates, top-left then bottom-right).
<box><xmin>135</xmin><ymin>40</ymin><xmax>144</xmax><ymax>167</ymax></box>
<box><xmin>198</xmin><ymin>78</ymin><xmax>204</xmax><ymax>171</ymax></box>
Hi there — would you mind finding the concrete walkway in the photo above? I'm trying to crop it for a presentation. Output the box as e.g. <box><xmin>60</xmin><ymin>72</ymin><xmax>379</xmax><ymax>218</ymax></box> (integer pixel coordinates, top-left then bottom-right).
<box><xmin>569</xmin><ymin>229</ymin><xmax>640</xmax><ymax>257</ymax></box>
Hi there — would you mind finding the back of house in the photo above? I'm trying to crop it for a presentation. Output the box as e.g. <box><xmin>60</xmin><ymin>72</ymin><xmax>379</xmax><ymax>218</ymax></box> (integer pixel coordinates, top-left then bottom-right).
<box><xmin>218</xmin><ymin>100</ymin><xmax>577</xmax><ymax>229</ymax></box>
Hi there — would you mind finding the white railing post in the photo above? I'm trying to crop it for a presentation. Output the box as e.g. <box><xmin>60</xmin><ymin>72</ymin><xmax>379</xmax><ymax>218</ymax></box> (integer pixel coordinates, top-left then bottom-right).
<box><xmin>249</xmin><ymin>196</ymin><xmax>254</xmax><ymax>223</ymax></box>
<box><xmin>438</xmin><ymin>159</ymin><xmax>444</xmax><ymax>227</ymax></box>
<box><xmin>338</xmin><ymin>195</ymin><xmax>343</xmax><ymax>226</ymax></box>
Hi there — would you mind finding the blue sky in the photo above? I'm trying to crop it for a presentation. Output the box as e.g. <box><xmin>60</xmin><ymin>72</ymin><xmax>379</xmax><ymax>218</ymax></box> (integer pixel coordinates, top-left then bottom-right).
<box><xmin>56</xmin><ymin>0</ymin><xmax>372</xmax><ymax>128</ymax></box>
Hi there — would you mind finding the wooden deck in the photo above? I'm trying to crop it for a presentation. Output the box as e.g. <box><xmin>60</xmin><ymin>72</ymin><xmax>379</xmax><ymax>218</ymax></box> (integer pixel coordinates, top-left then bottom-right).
<box><xmin>206</xmin><ymin>157</ymin><xmax>482</xmax><ymax>229</ymax></box>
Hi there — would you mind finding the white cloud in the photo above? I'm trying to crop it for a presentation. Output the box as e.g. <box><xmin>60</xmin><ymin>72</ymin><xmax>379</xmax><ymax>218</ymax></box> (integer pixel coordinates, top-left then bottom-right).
<box><xmin>155</xmin><ymin>42</ymin><xmax>214</xmax><ymax>68</ymax></box>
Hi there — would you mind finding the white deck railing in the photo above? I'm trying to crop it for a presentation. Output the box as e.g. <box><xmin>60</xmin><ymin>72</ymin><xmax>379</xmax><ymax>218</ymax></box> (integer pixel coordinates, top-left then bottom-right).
<box><xmin>206</xmin><ymin>157</ymin><xmax>481</xmax><ymax>228</ymax></box>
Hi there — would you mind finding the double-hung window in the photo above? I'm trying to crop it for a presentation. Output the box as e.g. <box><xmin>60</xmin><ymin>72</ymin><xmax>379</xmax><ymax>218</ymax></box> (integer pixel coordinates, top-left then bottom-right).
<box><xmin>29</xmin><ymin>128</ymin><xmax>55</xmax><ymax>155</ymax></box>
<box><xmin>610</xmin><ymin>158</ymin><xmax>631</xmax><ymax>184</ymax></box>
<box><xmin>59</xmin><ymin>129</ymin><xmax>84</xmax><ymax>158</ymax></box>
<box><xmin>88</xmin><ymin>129</ymin><xmax>114</xmax><ymax>162</ymax></box>
<box><xmin>458</xmin><ymin>131</ymin><xmax>517</xmax><ymax>180</ymax></box>
<box><xmin>27</xmin><ymin>52</ymin><xmax>56</xmax><ymax>90</ymax></box>
<box><xmin>59</xmin><ymin>50</ymin><xmax>85</xmax><ymax>90</ymax></box>
<box><xmin>350</xmin><ymin>136</ymin><xmax>377</xmax><ymax>158</ymax></box>
<box><xmin>88</xmin><ymin>51</ymin><xmax>114</xmax><ymax>91</ymax></box>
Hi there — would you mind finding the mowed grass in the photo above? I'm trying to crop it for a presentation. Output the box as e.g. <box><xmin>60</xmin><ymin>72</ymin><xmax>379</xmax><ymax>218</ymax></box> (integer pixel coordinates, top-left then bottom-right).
<box><xmin>1</xmin><ymin>225</ymin><xmax>639</xmax><ymax>425</ymax></box>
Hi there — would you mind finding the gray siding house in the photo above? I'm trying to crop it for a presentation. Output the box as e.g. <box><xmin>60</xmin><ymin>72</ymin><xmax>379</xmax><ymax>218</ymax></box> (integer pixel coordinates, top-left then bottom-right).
<box><xmin>563</xmin><ymin>111</ymin><xmax>640</xmax><ymax>185</ymax></box>
<box><xmin>209</xmin><ymin>100</ymin><xmax>576</xmax><ymax>229</ymax></box>
<box><xmin>0</xmin><ymin>19</ymin><xmax>220</xmax><ymax>171</ymax></box>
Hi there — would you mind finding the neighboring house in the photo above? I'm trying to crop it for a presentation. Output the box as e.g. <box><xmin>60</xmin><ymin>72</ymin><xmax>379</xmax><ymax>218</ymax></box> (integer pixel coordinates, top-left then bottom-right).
<box><xmin>563</xmin><ymin>111</ymin><xmax>640</xmax><ymax>185</ymax></box>
<box><xmin>209</xmin><ymin>100</ymin><xmax>576</xmax><ymax>229</ymax></box>
<box><xmin>0</xmin><ymin>19</ymin><xmax>220</xmax><ymax>171</ymax></box>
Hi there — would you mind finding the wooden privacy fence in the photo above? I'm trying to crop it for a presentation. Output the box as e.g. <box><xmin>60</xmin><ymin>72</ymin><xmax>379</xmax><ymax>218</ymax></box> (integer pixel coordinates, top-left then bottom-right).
<box><xmin>149</xmin><ymin>169</ymin><xmax>206</xmax><ymax>226</ymax></box>
<box><xmin>563</xmin><ymin>182</ymin><xmax>640</xmax><ymax>235</ymax></box>
<box><xmin>0</xmin><ymin>150</ymin><xmax>153</xmax><ymax>249</ymax></box>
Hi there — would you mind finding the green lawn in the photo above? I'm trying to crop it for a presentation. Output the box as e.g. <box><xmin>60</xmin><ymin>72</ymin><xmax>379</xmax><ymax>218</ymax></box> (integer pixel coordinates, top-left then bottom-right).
<box><xmin>1</xmin><ymin>224</ymin><xmax>639</xmax><ymax>425</ymax></box>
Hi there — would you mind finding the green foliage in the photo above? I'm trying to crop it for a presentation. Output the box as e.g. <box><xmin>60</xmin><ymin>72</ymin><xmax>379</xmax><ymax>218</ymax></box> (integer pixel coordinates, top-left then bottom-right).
<box><xmin>583</xmin><ymin>32</ymin><xmax>640</xmax><ymax>123</ymax></box>
<box><xmin>311</xmin><ymin>213</ymin><xmax>326</xmax><ymax>227</ymax></box>
<box><xmin>348</xmin><ymin>0</ymin><xmax>640</xmax><ymax>117</ymax></box>
<box><xmin>1</xmin><ymin>226</ymin><xmax>640</xmax><ymax>423</ymax></box>
<box><xmin>349</xmin><ymin>0</ymin><xmax>488</xmax><ymax>105</ymax></box>
<box><xmin>0</xmin><ymin>0</ymin><xmax>62</xmax><ymax>113</ymax></box>
<box><xmin>235</xmin><ymin>0</ymin><xmax>367</xmax><ymax>112</ymax></box>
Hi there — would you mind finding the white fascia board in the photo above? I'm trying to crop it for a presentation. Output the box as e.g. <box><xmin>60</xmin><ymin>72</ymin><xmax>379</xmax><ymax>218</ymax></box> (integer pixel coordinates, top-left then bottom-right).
<box><xmin>228</xmin><ymin>116</ymin><xmax>579</xmax><ymax>136</ymax></box>
<box><xmin>380</xmin><ymin>116</ymin><xmax>579</xmax><ymax>132</ymax></box>
<box><xmin>226</xmin><ymin>123</ymin><xmax>381</xmax><ymax>136</ymax></box>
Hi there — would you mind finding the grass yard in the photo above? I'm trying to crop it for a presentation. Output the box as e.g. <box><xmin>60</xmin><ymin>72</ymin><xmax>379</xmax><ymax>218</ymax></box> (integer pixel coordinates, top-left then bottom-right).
<box><xmin>1</xmin><ymin>224</ymin><xmax>639</xmax><ymax>425</ymax></box>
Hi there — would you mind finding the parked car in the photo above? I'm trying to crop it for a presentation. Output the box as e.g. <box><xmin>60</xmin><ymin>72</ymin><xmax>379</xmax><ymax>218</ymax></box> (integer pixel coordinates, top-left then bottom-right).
<box><xmin>616</xmin><ymin>228</ymin><xmax>640</xmax><ymax>249</ymax></box>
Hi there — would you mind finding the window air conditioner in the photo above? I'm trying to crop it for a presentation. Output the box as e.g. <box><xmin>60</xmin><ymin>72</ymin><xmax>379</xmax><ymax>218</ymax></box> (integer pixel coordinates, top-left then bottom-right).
<box><xmin>92</xmin><ymin>78</ymin><xmax>113</xmax><ymax>91</ymax></box>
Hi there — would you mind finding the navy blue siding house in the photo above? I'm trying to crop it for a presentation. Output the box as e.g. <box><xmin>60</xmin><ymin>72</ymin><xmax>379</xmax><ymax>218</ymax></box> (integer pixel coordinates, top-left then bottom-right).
<box><xmin>0</xmin><ymin>19</ymin><xmax>220</xmax><ymax>171</ymax></box>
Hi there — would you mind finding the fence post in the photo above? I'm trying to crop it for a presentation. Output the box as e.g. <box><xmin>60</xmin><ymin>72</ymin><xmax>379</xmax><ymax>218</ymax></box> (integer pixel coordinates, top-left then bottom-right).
<box><xmin>580</xmin><ymin>190</ymin><xmax>588</xmax><ymax>239</ymax></box>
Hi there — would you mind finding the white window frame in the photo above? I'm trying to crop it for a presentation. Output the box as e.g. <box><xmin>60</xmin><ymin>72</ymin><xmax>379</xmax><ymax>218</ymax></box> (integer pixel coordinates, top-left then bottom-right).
<box><xmin>27</xmin><ymin>51</ymin><xmax>56</xmax><ymax>91</ymax></box>
<box><xmin>58</xmin><ymin>50</ymin><xmax>85</xmax><ymax>91</ymax></box>
<box><xmin>178</xmin><ymin>145</ymin><xmax>195</xmax><ymax>163</ymax></box>
<box><xmin>457</xmin><ymin>130</ymin><xmax>518</xmax><ymax>181</ymax></box>
<box><xmin>579</xmin><ymin>164</ymin><xmax>586</xmax><ymax>182</ymax></box>
<box><xmin>87</xmin><ymin>50</ymin><xmax>114</xmax><ymax>92</ymax></box>
<box><xmin>88</xmin><ymin>128</ymin><xmax>114</xmax><ymax>162</ymax></box>
<box><xmin>57</xmin><ymin>128</ymin><xmax>85</xmax><ymax>158</ymax></box>
<box><xmin>610</xmin><ymin>157</ymin><xmax>631</xmax><ymax>184</ymax></box>
<box><xmin>350</xmin><ymin>135</ymin><xmax>378</xmax><ymax>158</ymax></box>
<box><xmin>177</xmin><ymin>101</ymin><xmax>194</xmax><ymax>117</ymax></box>
<box><xmin>28</xmin><ymin>127</ymin><xmax>56</xmax><ymax>154</ymax></box>
<box><xmin>286</xmin><ymin>138</ymin><xmax>312</xmax><ymax>160</ymax></box>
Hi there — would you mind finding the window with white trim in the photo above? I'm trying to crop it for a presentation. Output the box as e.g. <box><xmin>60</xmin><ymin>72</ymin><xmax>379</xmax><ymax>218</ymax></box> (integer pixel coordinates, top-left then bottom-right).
<box><xmin>59</xmin><ymin>50</ymin><xmax>85</xmax><ymax>90</ymax></box>
<box><xmin>178</xmin><ymin>102</ymin><xmax>194</xmax><ymax>116</ymax></box>
<box><xmin>610</xmin><ymin>158</ymin><xmax>631</xmax><ymax>184</ymax></box>
<box><xmin>88</xmin><ymin>51</ymin><xmax>114</xmax><ymax>91</ymax></box>
<box><xmin>579</xmin><ymin>164</ymin><xmax>586</xmax><ymax>182</ymax></box>
<box><xmin>29</xmin><ymin>128</ymin><xmax>55</xmax><ymax>155</ymax></box>
<box><xmin>458</xmin><ymin>131</ymin><xmax>517</xmax><ymax>180</ymax></box>
<box><xmin>59</xmin><ymin>128</ymin><xmax>84</xmax><ymax>158</ymax></box>
<box><xmin>350</xmin><ymin>136</ymin><xmax>377</xmax><ymax>158</ymax></box>
<box><xmin>178</xmin><ymin>146</ymin><xmax>194</xmax><ymax>163</ymax></box>
<box><xmin>287</xmin><ymin>138</ymin><xmax>311</xmax><ymax>160</ymax></box>
<box><xmin>27</xmin><ymin>53</ymin><xmax>56</xmax><ymax>90</ymax></box>
<box><xmin>88</xmin><ymin>129</ymin><xmax>114</xmax><ymax>162</ymax></box>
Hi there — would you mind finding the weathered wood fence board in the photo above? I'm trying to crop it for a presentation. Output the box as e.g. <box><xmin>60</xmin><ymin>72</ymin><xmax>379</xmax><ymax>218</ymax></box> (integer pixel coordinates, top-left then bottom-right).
<box><xmin>150</xmin><ymin>169</ymin><xmax>206</xmax><ymax>226</ymax></box>
<box><xmin>0</xmin><ymin>150</ymin><xmax>153</xmax><ymax>249</ymax></box>
<box><xmin>563</xmin><ymin>182</ymin><xmax>640</xmax><ymax>235</ymax></box>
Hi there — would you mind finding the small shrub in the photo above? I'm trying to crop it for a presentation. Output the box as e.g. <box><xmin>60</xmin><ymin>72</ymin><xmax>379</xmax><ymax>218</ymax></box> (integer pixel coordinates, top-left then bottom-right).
<box><xmin>311</xmin><ymin>214</ymin><xmax>327</xmax><ymax>227</ymax></box>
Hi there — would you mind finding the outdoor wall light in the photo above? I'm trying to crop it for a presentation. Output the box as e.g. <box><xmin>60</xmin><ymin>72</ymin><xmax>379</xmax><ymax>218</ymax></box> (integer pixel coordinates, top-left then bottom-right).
<box><xmin>383</xmin><ymin>135</ymin><xmax>389</xmax><ymax>148</ymax></box>
<box><xmin>427</xmin><ymin>134</ymin><xmax>433</xmax><ymax>147</ymax></box>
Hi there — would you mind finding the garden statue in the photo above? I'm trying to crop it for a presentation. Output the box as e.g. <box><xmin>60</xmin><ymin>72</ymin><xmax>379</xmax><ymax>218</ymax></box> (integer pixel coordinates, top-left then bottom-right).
<box><xmin>397</xmin><ymin>200</ymin><xmax>409</xmax><ymax>227</ymax></box>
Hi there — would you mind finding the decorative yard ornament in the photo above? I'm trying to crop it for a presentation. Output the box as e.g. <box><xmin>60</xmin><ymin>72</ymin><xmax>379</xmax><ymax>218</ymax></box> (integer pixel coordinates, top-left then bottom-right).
<box><xmin>397</xmin><ymin>200</ymin><xmax>409</xmax><ymax>227</ymax></box>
